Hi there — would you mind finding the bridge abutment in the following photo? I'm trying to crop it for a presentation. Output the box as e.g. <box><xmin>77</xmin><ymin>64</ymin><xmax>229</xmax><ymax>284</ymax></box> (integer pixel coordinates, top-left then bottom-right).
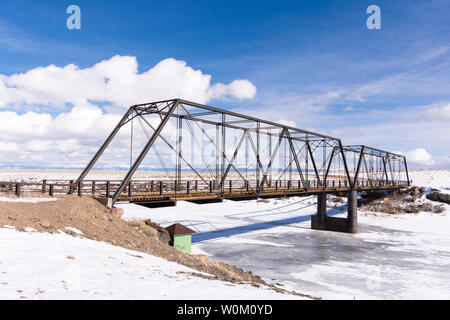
<box><xmin>311</xmin><ymin>190</ymin><xmax>358</xmax><ymax>233</ymax></box>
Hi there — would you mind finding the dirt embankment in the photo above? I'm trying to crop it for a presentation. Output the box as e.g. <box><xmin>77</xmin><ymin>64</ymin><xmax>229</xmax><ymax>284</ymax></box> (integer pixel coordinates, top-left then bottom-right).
<box><xmin>0</xmin><ymin>194</ymin><xmax>317</xmax><ymax>299</ymax></box>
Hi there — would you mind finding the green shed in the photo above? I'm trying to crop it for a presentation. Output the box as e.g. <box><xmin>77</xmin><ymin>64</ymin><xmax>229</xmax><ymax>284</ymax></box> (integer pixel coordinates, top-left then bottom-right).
<box><xmin>165</xmin><ymin>223</ymin><xmax>197</xmax><ymax>254</ymax></box>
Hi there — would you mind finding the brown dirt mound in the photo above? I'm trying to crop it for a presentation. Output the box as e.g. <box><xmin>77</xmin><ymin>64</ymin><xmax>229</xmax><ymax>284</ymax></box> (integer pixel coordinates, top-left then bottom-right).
<box><xmin>0</xmin><ymin>194</ymin><xmax>318</xmax><ymax>299</ymax></box>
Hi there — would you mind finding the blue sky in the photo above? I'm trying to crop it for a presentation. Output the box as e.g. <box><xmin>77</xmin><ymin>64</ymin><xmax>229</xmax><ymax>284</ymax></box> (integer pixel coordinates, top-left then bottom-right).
<box><xmin>0</xmin><ymin>0</ymin><xmax>449</xmax><ymax>169</ymax></box>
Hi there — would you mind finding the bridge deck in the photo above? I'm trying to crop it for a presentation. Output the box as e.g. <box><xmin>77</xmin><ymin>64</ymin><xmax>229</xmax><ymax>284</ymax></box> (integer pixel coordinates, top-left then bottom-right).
<box><xmin>116</xmin><ymin>183</ymin><xmax>407</xmax><ymax>203</ymax></box>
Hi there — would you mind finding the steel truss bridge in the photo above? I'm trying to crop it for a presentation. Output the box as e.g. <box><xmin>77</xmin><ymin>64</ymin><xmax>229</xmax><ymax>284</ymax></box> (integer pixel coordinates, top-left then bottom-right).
<box><xmin>74</xmin><ymin>98</ymin><xmax>409</xmax><ymax>233</ymax></box>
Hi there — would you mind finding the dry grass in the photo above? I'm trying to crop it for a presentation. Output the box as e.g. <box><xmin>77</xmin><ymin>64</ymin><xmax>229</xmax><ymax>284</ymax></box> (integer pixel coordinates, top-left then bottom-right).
<box><xmin>361</xmin><ymin>186</ymin><xmax>446</xmax><ymax>215</ymax></box>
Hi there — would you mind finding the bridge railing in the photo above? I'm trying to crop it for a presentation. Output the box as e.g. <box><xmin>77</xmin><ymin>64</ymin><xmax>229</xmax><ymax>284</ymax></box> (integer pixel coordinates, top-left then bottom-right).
<box><xmin>0</xmin><ymin>176</ymin><xmax>409</xmax><ymax>199</ymax></box>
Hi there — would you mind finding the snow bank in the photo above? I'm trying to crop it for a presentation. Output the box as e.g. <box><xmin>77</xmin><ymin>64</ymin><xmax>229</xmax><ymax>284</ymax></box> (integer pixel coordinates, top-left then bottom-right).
<box><xmin>0</xmin><ymin>228</ymin><xmax>299</xmax><ymax>300</ymax></box>
<box><xmin>0</xmin><ymin>197</ymin><xmax>58</xmax><ymax>203</ymax></box>
<box><xmin>409</xmin><ymin>170</ymin><xmax>450</xmax><ymax>193</ymax></box>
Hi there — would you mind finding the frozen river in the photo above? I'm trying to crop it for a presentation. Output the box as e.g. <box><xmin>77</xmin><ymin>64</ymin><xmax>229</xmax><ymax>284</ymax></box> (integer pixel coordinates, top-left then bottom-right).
<box><xmin>118</xmin><ymin>194</ymin><xmax>450</xmax><ymax>299</ymax></box>
<box><xmin>195</xmin><ymin>220</ymin><xmax>450</xmax><ymax>299</ymax></box>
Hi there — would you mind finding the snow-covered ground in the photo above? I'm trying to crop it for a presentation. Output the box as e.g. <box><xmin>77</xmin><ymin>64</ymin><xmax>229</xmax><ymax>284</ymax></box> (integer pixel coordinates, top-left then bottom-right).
<box><xmin>116</xmin><ymin>171</ymin><xmax>450</xmax><ymax>300</ymax></box>
<box><xmin>0</xmin><ymin>228</ymin><xmax>296</xmax><ymax>300</ymax></box>
<box><xmin>409</xmin><ymin>169</ymin><xmax>450</xmax><ymax>194</ymax></box>
<box><xmin>1</xmin><ymin>169</ymin><xmax>450</xmax><ymax>299</ymax></box>
<box><xmin>0</xmin><ymin>197</ymin><xmax>58</xmax><ymax>203</ymax></box>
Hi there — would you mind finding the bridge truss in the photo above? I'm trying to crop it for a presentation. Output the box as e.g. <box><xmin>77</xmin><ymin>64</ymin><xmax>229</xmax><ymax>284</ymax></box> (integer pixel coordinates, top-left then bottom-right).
<box><xmin>76</xmin><ymin>99</ymin><xmax>409</xmax><ymax>208</ymax></box>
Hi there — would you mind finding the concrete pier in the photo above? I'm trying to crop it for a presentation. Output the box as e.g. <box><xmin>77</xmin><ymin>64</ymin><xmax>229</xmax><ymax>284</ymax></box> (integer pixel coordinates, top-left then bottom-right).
<box><xmin>347</xmin><ymin>190</ymin><xmax>358</xmax><ymax>233</ymax></box>
<box><xmin>311</xmin><ymin>193</ymin><xmax>327</xmax><ymax>230</ymax></box>
<box><xmin>311</xmin><ymin>190</ymin><xmax>358</xmax><ymax>233</ymax></box>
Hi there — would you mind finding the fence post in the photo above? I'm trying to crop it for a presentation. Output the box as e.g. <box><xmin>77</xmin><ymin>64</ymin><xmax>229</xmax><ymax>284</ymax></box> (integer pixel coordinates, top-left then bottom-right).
<box><xmin>69</xmin><ymin>180</ymin><xmax>74</xmax><ymax>194</ymax></box>
<box><xmin>42</xmin><ymin>179</ymin><xmax>47</xmax><ymax>194</ymax></box>
<box><xmin>92</xmin><ymin>181</ymin><xmax>96</xmax><ymax>194</ymax></box>
<box><xmin>128</xmin><ymin>181</ymin><xmax>132</xmax><ymax>197</ymax></box>
<box><xmin>15</xmin><ymin>183</ymin><xmax>21</xmax><ymax>197</ymax></box>
<box><xmin>186</xmin><ymin>181</ymin><xmax>190</xmax><ymax>195</ymax></box>
<box><xmin>49</xmin><ymin>185</ymin><xmax>54</xmax><ymax>196</ymax></box>
<box><xmin>77</xmin><ymin>181</ymin><xmax>83</xmax><ymax>197</ymax></box>
<box><xmin>106</xmin><ymin>181</ymin><xmax>110</xmax><ymax>198</ymax></box>
<box><xmin>159</xmin><ymin>181</ymin><xmax>163</xmax><ymax>196</ymax></box>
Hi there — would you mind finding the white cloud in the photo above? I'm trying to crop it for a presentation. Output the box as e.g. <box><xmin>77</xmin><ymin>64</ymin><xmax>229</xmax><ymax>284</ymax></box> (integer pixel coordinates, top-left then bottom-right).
<box><xmin>343</xmin><ymin>106</ymin><xmax>354</xmax><ymax>112</ymax></box>
<box><xmin>210</xmin><ymin>79</ymin><xmax>257</xmax><ymax>100</ymax></box>
<box><xmin>0</xmin><ymin>56</ymin><xmax>258</xmax><ymax>169</ymax></box>
<box><xmin>0</xmin><ymin>55</ymin><xmax>257</xmax><ymax>109</ymax></box>
<box><xmin>0</xmin><ymin>104</ymin><xmax>120</xmax><ymax>141</ymax></box>
<box><xmin>425</xmin><ymin>103</ymin><xmax>450</xmax><ymax>122</ymax></box>
<box><xmin>277</xmin><ymin>119</ymin><xmax>297</xmax><ymax>128</ymax></box>
<box><xmin>0</xmin><ymin>141</ymin><xmax>19</xmax><ymax>152</ymax></box>
<box><xmin>396</xmin><ymin>148</ymin><xmax>435</xmax><ymax>166</ymax></box>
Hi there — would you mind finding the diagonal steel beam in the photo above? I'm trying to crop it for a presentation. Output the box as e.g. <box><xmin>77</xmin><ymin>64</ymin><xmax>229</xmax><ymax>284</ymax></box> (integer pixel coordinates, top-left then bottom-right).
<box><xmin>138</xmin><ymin>115</ymin><xmax>209</xmax><ymax>186</ymax></box>
<box><xmin>181</xmin><ymin>106</ymin><xmax>248</xmax><ymax>183</ymax></box>
<box><xmin>274</xmin><ymin>144</ymin><xmax>305</xmax><ymax>182</ymax></box>
<box><xmin>110</xmin><ymin>100</ymin><xmax>178</xmax><ymax>206</ymax></box>
<box><xmin>382</xmin><ymin>157</ymin><xmax>389</xmax><ymax>183</ymax></box>
<box><xmin>306</xmin><ymin>141</ymin><xmax>321</xmax><ymax>184</ymax></box>
<box><xmin>246</xmin><ymin>132</ymin><xmax>264</xmax><ymax>173</ymax></box>
<box><xmin>352</xmin><ymin>145</ymin><xmax>365</xmax><ymax>188</ymax></box>
<box><xmin>286</xmin><ymin>131</ymin><xmax>306</xmax><ymax>187</ymax></box>
<box><xmin>386</xmin><ymin>157</ymin><xmax>395</xmax><ymax>182</ymax></box>
<box><xmin>323</xmin><ymin>147</ymin><xmax>336</xmax><ymax>184</ymax></box>
<box><xmin>219</xmin><ymin>130</ymin><xmax>247</xmax><ymax>188</ymax></box>
<box><xmin>363</xmin><ymin>153</ymin><xmax>374</xmax><ymax>186</ymax></box>
<box><xmin>181</xmin><ymin>115</ymin><xmax>215</xmax><ymax>179</ymax></box>
<box><xmin>338</xmin><ymin>141</ymin><xmax>353</xmax><ymax>189</ymax></box>
<box><xmin>76</xmin><ymin>106</ymin><xmax>134</xmax><ymax>185</ymax></box>
<box><xmin>404</xmin><ymin>157</ymin><xmax>410</xmax><ymax>186</ymax></box>
<box><xmin>137</xmin><ymin>116</ymin><xmax>173</xmax><ymax>180</ymax></box>
<box><xmin>260</xmin><ymin>128</ymin><xmax>286</xmax><ymax>187</ymax></box>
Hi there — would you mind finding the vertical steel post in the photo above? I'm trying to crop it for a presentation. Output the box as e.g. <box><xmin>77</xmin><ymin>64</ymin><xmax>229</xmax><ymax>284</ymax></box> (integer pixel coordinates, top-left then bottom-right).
<box><xmin>78</xmin><ymin>181</ymin><xmax>82</xmax><ymax>197</ymax></box>
<box><xmin>216</xmin><ymin>124</ymin><xmax>220</xmax><ymax>184</ymax></box>
<box><xmin>256</xmin><ymin>121</ymin><xmax>260</xmax><ymax>194</ymax></box>
<box><xmin>404</xmin><ymin>157</ymin><xmax>410</xmax><ymax>186</ymax></box>
<box><xmin>177</xmin><ymin>115</ymin><xmax>182</xmax><ymax>190</ymax></box>
<box><xmin>221</xmin><ymin>114</ymin><xmax>226</xmax><ymax>197</ymax></box>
